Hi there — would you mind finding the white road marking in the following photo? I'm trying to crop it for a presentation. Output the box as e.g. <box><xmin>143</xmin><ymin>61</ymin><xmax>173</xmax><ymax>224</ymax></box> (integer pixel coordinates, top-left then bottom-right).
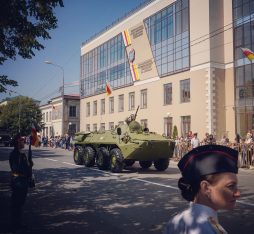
<box><xmin>237</xmin><ymin>200</ymin><xmax>254</xmax><ymax>207</ymax></box>
<box><xmin>133</xmin><ymin>178</ymin><xmax>178</xmax><ymax>190</ymax></box>
<box><xmin>33</xmin><ymin>155</ymin><xmax>254</xmax><ymax>207</ymax></box>
<box><xmin>62</xmin><ymin>162</ymin><xmax>83</xmax><ymax>167</ymax></box>
<box><xmin>44</xmin><ymin>158</ymin><xmax>58</xmax><ymax>162</ymax></box>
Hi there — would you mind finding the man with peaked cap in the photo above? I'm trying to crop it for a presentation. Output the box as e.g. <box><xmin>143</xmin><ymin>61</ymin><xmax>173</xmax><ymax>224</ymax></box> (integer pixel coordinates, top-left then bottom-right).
<box><xmin>163</xmin><ymin>145</ymin><xmax>240</xmax><ymax>234</ymax></box>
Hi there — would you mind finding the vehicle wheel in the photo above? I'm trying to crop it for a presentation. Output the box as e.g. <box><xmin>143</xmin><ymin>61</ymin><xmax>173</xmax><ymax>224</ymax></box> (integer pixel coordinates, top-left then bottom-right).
<box><xmin>124</xmin><ymin>159</ymin><xmax>135</xmax><ymax>167</ymax></box>
<box><xmin>97</xmin><ymin>147</ymin><xmax>110</xmax><ymax>170</ymax></box>
<box><xmin>83</xmin><ymin>146</ymin><xmax>95</xmax><ymax>167</ymax></box>
<box><xmin>154</xmin><ymin>158</ymin><xmax>169</xmax><ymax>171</ymax></box>
<box><xmin>73</xmin><ymin>146</ymin><xmax>84</xmax><ymax>165</ymax></box>
<box><xmin>110</xmin><ymin>148</ymin><xmax>124</xmax><ymax>173</ymax></box>
<box><xmin>139</xmin><ymin>160</ymin><xmax>152</xmax><ymax>169</ymax></box>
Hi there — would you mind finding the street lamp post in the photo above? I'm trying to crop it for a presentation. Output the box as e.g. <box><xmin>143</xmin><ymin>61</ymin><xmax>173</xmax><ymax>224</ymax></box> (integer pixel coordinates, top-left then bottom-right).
<box><xmin>44</xmin><ymin>60</ymin><xmax>65</xmax><ymax>136</ymax></box>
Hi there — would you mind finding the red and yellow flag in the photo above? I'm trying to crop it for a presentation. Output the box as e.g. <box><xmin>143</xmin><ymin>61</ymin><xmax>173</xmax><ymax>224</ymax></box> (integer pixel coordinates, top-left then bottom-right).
<box><xmin>105</xmin><ymin>81</ymin><xmax>112</xmax><ymax>96</ymax></box>
<box><xmin>241</xmin><ymin>47</ymin><xmax>254</xmax><ymax>61</ymax></box>
<box><xmin>122</xmin><ymin>29</ymin><xmax>131</xmax><ymax>47</ymax></box>
<box><xmin>31</xmin><ymin>124</ymin><xmax>39</xmax><ymax>147</ymax></box>
<box><xmin>130</xmin><ymin>63</ymin><xmax>140</xmax><ymax>81</ymax></box>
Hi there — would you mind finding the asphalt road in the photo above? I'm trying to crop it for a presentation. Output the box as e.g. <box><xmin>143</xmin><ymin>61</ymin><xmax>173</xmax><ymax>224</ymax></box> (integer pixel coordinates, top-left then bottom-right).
<box><xmin>0</xmin><ymin>146</ymin><xmax>254</xmax><ymax>234</ymax></box>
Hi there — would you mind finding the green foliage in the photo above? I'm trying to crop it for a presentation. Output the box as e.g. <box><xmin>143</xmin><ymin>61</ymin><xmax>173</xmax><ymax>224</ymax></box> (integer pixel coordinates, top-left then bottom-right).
<box><xmin>0</xmin><ymin>0</ymin><xmax>64</xmax><ymax>92</ymax></box>
<box><xmin>0</xmin><ymin>75</ymin><xmax>18</xmax><ymax>93</ymax></box>
<box><xmin>172</xmin><ymin>125</ymin><xmax>178</xmax><ymax>140</ymax></box>
<box><xmin>0</xmin><ymin>96</ymin><xmax>44</xmax><ymax>136</ymax></box>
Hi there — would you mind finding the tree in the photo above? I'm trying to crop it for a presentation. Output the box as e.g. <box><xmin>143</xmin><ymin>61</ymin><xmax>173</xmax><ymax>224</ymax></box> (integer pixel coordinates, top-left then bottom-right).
<box><xmin>172</xmin><ymin>125</ymin><xmax>178</xmax><ymax>140</ymax></box>
<box><xmin>0</xmin><ymin>96</ymin><xmax>44</xmax><ymax>136</ymax></box>
<box><xmin>0</xmin><ymin>0</ymin><xmax>64</xmax><ymax>92</ymax></box>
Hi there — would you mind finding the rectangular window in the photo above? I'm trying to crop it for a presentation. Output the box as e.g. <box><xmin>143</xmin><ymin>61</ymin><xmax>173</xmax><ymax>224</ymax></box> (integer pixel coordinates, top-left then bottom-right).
<box><xmin>118</xmin><ymin>94</ymin><xmax>124</xmax><ymax>112</ymax></box>
<box><xmin>140</xmin><ymin>119</ymin><xmax>148</xmax><ymax>128</ymax></box>
<box><xmin>69</xmin><ymin>106</ymin><xmax>76</xmax><ymax>117</ymax></box>
<box><xmin>49</xmin><ymin>111</ymin><xmax>52</xmax><ymax>121</ymax></box>
<box><xmin>86</xmin><ymin>124</ymin><xmax>90</xmax><ymax>132</ymax></box>
<box><xmin>100</xmin><ymin>123</ymin><xmax>105</xmax><ymax>131</ymax></box>
<box><xmin>46</xmin><ymin>112</ymin><xmax>48</xmax><ymax>122</ymax></box>
<box><xmin>86</xmin><ymin>102</ymin><xmax>90</xmax><ymax>117</ymax></box>
<box><xmin>129</xmin><ymin>92</ymin><xmax>135</xmax><ymax>110</ymax></box>
<box><xmin>140</xmin><ymin>89</ymin><xmax>147</xmax><ymax>109</ymax></box>
<box><xmin>101</xmin><ymin>98</ymin><xmax>105</xmax><ymax>115</ymax></box>
<box><xmin>109</xmin><ymin>97</ymin><xmax>114</xmax><ymax>113</ymax></box>
<box><xmin>180</xmin><ymin>79</ymin><xmax>190</xmax><ymax>103</ymax></box>
<box><xmin>68</xmin><ymin>124</ymin><xmax>76</xmax><ymax>135</ymax></box>
<box><xmin>93</xmin><ymin>101</ymin><xmax>97</xmax><ymax>115</ymax></box>
<box><xmin>109</xmin><ymin>122</ymin><xmax>114</xmax><ymax>130</ymax></box>
<box><xmin>181</xmin><ymin>116</ymin><xmax>191</xmax><ymax>137</ymax></box>
<box><xmin>164</xmin><ymin>83</ymin><xmax>172</xmax><ymax>105</ymax></box>
<box><xmin>93</xmin><ymin>123</ymin><xmax>97</xmax><ymax>131</ymax></box>
<box><xmin>164</xmin><ymin>117</ymin><xmax>172</xmax><ymax>137</ymax></box>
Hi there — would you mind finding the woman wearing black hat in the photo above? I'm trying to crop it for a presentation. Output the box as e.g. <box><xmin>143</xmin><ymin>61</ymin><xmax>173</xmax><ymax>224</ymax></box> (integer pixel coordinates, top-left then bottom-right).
<box><xmin>164</xmin><ymin>144</ymin><xmax>241</xmax><ymax>234</ymax></box>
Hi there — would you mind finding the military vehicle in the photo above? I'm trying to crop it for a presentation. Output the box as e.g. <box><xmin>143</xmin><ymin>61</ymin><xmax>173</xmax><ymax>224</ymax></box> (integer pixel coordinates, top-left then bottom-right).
<box><xmin>73</xmin><ymin>106</ymin><xmax>175</xmax><ymax>173</ymax></box>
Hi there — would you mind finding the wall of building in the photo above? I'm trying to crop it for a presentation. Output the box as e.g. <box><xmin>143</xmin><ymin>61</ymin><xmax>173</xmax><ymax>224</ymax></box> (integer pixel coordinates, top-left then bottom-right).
<box><xmin>80</xmin><ymin>0</ymin><xmax>236</xmax><ymax>141</ymax></box>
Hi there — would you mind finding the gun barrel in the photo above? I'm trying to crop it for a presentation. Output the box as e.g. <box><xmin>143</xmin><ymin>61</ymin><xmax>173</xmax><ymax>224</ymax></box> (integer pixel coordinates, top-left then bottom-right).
<box><xmin>134</xmin><ymin>105</ymin><xmax>140</xmax><ymax>119</ymax></box>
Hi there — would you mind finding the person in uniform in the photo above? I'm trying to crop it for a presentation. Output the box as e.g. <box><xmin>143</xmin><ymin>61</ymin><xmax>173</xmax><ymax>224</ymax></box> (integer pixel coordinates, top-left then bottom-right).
<box><xmin>9</xmin><ymin>134</ymin><xmax>32</xmax><ymax>232</ymax></box>
<box><xmin>164</xmin><ymin>144</ymin><xmax>241</xmax><ymax>234</ymax></box>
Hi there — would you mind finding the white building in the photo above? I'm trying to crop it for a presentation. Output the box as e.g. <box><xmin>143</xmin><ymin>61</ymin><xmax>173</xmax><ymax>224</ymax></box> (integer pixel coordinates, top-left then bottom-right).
<box><xmin>40</xmin><ymin>94</ymin><xmax>80</xmax><ymax>137</ymax></box>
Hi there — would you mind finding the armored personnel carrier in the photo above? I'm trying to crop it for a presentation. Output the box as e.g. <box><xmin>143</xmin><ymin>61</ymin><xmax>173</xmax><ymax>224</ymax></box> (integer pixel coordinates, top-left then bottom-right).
<box><xmin>73</xmin><ymin>106</ymin><xmax>175</xmax><ymax>173</ymax></box>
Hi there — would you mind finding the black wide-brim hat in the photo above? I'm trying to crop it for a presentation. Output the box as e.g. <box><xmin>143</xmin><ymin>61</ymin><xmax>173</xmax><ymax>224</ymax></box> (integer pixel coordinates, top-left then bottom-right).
<box><xmin>178</xmin><ymin>145</ymin><xmax>238</xmax><ymax>182</ymax></box>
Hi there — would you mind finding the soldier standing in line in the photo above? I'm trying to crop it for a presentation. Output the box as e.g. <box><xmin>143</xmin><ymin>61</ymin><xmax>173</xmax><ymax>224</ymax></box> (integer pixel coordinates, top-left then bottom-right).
<box><xmin>9</xmin><ymin>134</ymin><xmax>33</xmax><ymax>232</ymax></box>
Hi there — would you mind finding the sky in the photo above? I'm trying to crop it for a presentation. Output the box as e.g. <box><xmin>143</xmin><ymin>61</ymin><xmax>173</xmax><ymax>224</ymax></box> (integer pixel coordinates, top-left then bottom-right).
<box><xmin>0</xmin><ymin>0</ymin><xmax>146</xmax><ymax>104</ymax></box>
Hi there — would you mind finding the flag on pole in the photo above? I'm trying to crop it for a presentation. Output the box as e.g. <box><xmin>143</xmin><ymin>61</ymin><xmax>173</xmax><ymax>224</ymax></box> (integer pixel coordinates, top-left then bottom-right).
<box><xmin>241</xmin><ymin>47</ymin><xmax>254</xmax><ymax>61</ymax></box>
<box><xmin>105</xmin><ymin>81</ymin><xmax>112</xmax><ymax>96</ymax></box>
<box><xmin>31</xmin><ymin>124</ymin><xmax>40</xmax><ymax>147</ymax></box>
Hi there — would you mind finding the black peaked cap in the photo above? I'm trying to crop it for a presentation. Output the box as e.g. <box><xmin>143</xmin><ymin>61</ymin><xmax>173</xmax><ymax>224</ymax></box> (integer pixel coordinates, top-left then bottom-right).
<box><xmin>178</xmin><ymin>145</ymin><xmax>238</xmax><ymax>182</ymax></box>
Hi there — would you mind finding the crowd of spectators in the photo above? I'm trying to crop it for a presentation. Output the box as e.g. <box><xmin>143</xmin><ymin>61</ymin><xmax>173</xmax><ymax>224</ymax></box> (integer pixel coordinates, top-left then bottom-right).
<box><xmin>37</xmin><ymin>134</ymin><xmax>74</xmax><ymax>151</ymax></box>
<box><xmin>172</xmin><ymin>130</ymin><xmax>254</xmax><ymax>169</ymax></box>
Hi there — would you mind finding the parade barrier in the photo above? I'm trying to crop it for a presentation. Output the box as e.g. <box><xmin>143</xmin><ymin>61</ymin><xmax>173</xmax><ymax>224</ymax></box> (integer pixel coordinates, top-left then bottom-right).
<box><xmin>173</xmin><ymin>140</ymin><xmax>254</xmax><ymax>169</ymax></box>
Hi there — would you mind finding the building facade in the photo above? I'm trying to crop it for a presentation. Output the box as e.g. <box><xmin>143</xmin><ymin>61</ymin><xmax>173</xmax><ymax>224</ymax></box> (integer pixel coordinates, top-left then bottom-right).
<box><xmin>40</xmin><ymin>95</ymin><xmax>80</xmax><ymax>137</ymax></box>
<box><xmin>80</xmin><ymin>0</ymin><xmax>252</xmax><ymax>140</ymax></box>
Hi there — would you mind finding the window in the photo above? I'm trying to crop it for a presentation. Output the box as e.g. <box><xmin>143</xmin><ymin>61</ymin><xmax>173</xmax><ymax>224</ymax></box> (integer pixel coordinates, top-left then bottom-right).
<box><xmin>68</xmin><ymin>124</ymin><xmax>76</xmax><ymax>135</ymax></box>
<box><xmin>109</xmin><ymin>97</ymin><xmax>114</xmax><ymax>113</ymax></box>
<box><xmin>164</xmin><ymin>83</ymin><xmax>172</xmax><ymax>105</ymax></box>
<box><xmin>140</xmin><ymin>119</ymin><xmax>148</xmax><ymax>128</ymax></box>
<box><xmin>86</xmin><ymin>124</ymin><xmax>90</xmax><ymax>132</ymax></box>
<box><xmin>80</xmin><ymin>33</ymin><xmax>133</xmax><ymax>98</ymax></box>
<box><xmin>49</xmin><ymin>111</ymin><xmax>52</xmax><ymax>121</ymax></box>
<box><xmin>93</xmin><ymin>101</ymin><xmax>97</xmax><ymax>115</ymax></box>
<box><xmin>101</xmin><ymin>98</ymin><xmax>105</xmax><ymax>115</ymax></box>
<box><xmin>109</xmin><ymin>122</ymin><xmax>114</xmax><ymax>130</ymax></box>
<box><xmin>69</xmin><ymin>106</ymin><xmax>76</xmax><ymax>117</ymax></box>
<box><xmin>181</xmin><ymin>116</ymin><xmax>191</xmax><ymax>137</ymax></box>
<box><xmin>46</xmin><ymin>112</ymin><xmax>48</xmax><ymax>122</ymax></box>
<box><xmin>140</xmin><ymin>89</ymin><xmax>147</xmax><ymax>109</ymax></box>
<box><xmin>118</xmin><ymin>94</ymin><xmax>124</xmax><ymax>112</ymax></box>
<box><xmin>93</xmin><ymin>123</ymin><xmax>97</xmax><ymax>131</ymax></box>
<box><xmin>129</xmin><ymin>92</ymin><xmax>135</xmax><ymax>110</ymax></box>
<box><xmin>42</xmin><ymin>113</ymin><xmax>45</xmax><ymax>122</ymax></box>
<box><xmin>100</xmin><ymin>123</ymin><xmax>105</xmax><ymax>131</ymax></box>
<box><xmin>180</xmin><ymin>79</ymin><xmax>190</xmax><ymax>103</ymax></box>
<box><xmin>86</xmin><ymin>102</ymin><xmax>90</xmax><ymax>117</ymax></box>
<box><xmin>144</xmin><ymin>0</ymin><xmax>190</xmax><ymax>76</ymax></box>
<box><xmin>164</xmin><ymin>117</ymin><xmax>172</xmax><ymax>137</ymax></box>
